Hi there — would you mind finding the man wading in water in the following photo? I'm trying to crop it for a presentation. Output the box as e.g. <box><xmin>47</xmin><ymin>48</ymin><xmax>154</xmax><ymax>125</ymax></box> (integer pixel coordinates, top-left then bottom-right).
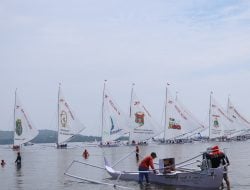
<box><xmin>138</xmin><ymin>152</ymin><xmax>158</xmax><ymax>185</ymax></box>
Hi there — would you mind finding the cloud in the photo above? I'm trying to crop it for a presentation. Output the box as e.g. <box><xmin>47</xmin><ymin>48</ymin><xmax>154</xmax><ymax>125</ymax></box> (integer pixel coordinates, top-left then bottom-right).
<box><xmin>1</xmin><ymin>0</ymin><xmax>250</xmax><ymax>135</ymax></box>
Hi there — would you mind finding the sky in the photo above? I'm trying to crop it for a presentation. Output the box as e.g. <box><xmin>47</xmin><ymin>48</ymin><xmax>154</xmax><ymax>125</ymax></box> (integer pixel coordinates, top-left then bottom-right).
<box><xmin>1</xmin><ymin>0</ymin><xmax>250</xmax><ymax>136</ymax></box>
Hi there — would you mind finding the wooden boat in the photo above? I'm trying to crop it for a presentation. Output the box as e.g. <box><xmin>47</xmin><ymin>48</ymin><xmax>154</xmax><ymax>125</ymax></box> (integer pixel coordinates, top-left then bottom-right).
<box><xmin>13</xmin><ymin>89</ymin><xmax>39</xmax><ymax>149</ymax></box>
<box><xmin>105</xmin><ymin>165</ymin><xmax>223</xmax><ymax>189</ymax></box>
<box><xmin>128</xmin><ymin>83</ymin><xmax>162</xmax><ymax>145</ymax></box>
<box><xmin>209</xmin><ymin>93</ymin><xmax>236</xmax><ymax>140</ymax></box>
<box><xmin>56</xmin><ymin>84</ymin><xmax>86</xmax><ymax>148</ymax></box>
<box><xmin>104</xmin><ymin>153</ymin><xmax>224</xmax><ymax>189</ymax></box>
<box><xmin>99</xmin><ymin>80</ymin><xmax>130</xmax><ymax>147</ymax></box>
<box><xmin>160</xmin><ymin>85</ymin><xmax>206</xmax><ymax>144</ymax></box>
<box><xmin>64</xmin><ymin>148</ymin><xmax>224</xmax><ymax>189</ymax></box>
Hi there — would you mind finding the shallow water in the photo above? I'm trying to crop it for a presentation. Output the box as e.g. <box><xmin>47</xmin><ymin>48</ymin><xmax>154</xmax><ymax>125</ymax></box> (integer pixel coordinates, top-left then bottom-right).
<box><xmin>0</xmin><ymin>141</ymin><xmax>250</xmax><ymax>190</ymax></box>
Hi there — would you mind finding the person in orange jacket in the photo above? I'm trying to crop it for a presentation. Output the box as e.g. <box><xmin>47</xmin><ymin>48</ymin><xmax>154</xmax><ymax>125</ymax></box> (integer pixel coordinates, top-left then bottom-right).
<box><xmin>207</xmin><ymin>145</ymin><xmax>230</xmax><ymax>190</ymax></box>
<box><xmin>82</xmin><ymin>149</ymin><xmax>89</xmax><ymax>159</ymax></box>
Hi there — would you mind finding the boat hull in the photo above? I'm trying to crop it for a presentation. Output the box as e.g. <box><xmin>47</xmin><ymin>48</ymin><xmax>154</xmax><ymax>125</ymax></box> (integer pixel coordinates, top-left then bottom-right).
<box><xmin>105</xmin><ymin>166</ymin><xmax>224</xmax><ymax>189</ymax></box>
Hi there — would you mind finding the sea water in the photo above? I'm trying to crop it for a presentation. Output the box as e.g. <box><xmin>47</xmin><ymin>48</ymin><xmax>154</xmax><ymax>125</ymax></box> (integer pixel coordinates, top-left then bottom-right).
<box><xmin>0</xmin><ymin>141</ymin><xmax>250</xmax><ymax>190</ymax></box>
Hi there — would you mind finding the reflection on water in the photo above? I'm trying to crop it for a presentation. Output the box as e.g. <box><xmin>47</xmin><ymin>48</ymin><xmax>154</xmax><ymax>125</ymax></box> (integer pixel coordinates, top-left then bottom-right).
<box><xmin>15</xmin><ymin>164</ymin><xmax>23</xmax><ymax>190</ymax></box>
<box><xmin>0</xmin><ymin>141</ymin><xmax>250</xmax><ymax>190</ymax></box>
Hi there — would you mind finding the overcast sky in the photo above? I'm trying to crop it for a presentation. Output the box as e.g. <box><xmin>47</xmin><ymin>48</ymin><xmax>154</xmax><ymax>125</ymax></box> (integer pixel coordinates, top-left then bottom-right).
<box><xmin>1</xmin><ymin>0</ymin><xmax>250</xmax><ymax>136</ymax></box>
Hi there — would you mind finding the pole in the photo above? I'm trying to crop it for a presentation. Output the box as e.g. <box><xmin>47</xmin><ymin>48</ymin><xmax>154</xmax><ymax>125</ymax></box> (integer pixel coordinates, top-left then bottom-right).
<box><xmin>101</xmin><ymin>80</ymin><xmax>107</xmax><ymax>143</ymax></box>
<box><xmin>163</xmin><ymin>83</ymin><xmax>169</xmax><ymax>142</ymax></box>
<box><xmin>13</xmin><ymin>88</ymin><xmax>17</xmax><ymax>145</ymax></box>
<box><xmin>209</xmin><ymin>91</ymin><xmax>212</xmax><ymax>140</ymax></box>
<box><xmin>128</xmin><ymin>83</ymin><xmax>135</xmax><ymax>144</ymax></box>
<box><xmin>57</xmin><ymin>83</ymin><xmax>61</xmax><ymax>145</ymax></box>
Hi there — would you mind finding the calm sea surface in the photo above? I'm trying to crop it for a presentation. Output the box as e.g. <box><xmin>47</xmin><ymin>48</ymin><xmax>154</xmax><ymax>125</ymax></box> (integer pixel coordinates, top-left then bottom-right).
<box><xmin>0</xmin><ymin>141</ymin><xmax>250</xmax><ymax>190</ymax></box>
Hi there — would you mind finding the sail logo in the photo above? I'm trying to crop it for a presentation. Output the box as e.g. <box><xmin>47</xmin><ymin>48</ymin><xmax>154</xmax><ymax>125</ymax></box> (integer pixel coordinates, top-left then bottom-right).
<box><xmin>109</xmin><ymin>116</ymin><xmax>122</xmax><ymax>135</ymax></box>
<box><xmin>168</xmin><ymin>118</ymin><xmax>181</xmax><ymax>130</ymax></box>
<box><xmin>15</xmin><ymin>119</ymin><xmax>23</xmax><ymax>136</ymax></box>
<box><xmin>110</xmin><ymin>116</ymin><xmax>115</xmax><ymax>134</ymax></box>
<box><xmin>60</xmin><ymin>110</ymin><xmax>67</xmax><ymax>128</ymax></box>
<box><xmin>135</xmin><ymin>112</ymin><xmax>144</xmax><ymax>127</ymax></box>
<box><xmin>213</xmin><ymin>118</ymin><xmax>219</xmax><ymax>128</ymax></box>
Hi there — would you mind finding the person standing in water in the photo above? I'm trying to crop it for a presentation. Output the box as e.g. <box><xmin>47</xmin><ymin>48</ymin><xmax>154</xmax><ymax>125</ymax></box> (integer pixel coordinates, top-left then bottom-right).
<box><xmin>1</xmin><ymin>160</ymin><xmax>6</xmax><ymax>167</ymax></box>
<box><xmin>207</xmin><ymin>145</ymin><xmax>230</xmax><ymax>190</ymax></box>
<box><xmin>82</xmin><ymin>149</ymin><xmax>89</xmax><ymax>159</ymax></box>
<box><xmin>15</xmin><ymin>152</ymin><xmax>21</xmax><ymax>166</ymax></box>
<box><xmin>138</xmin><ymin>152</ymin><xmax>158</xmax><ymax>185</ymax></box>
<box><xmin>136</xmin><ymin>146</ymin><xmax>139</xmax><ymax>161</ymax></box>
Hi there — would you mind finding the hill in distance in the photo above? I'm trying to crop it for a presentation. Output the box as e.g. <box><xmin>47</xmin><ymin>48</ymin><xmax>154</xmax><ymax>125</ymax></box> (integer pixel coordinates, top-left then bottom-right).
<box><xmin>0</xmin><ymin>129</ymin><xmax>100</xmax><ymax>145</ymax></box>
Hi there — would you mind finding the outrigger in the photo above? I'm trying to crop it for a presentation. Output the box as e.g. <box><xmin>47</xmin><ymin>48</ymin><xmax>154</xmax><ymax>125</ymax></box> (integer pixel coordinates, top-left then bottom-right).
<box><xmin>64</xmin><ymin>149</ymin><xmax>224</xmax><ymax>189</ymax></box>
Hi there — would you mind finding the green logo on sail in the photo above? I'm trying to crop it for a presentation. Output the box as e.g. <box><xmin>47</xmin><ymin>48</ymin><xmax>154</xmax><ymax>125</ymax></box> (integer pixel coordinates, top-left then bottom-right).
<box><xmin>60</xmin><ymin>110</ymin><xmax>67</xmax><ymax>128</ymax></box>
<box><xmin>15</xmin><ymin>119</ymin><xmax>23</xmax><ymax>136</ymax></box>
<box><xmin>213</xmin><ymin>118</ymin><xmax>219</xmax><ymax>128</ymax></box>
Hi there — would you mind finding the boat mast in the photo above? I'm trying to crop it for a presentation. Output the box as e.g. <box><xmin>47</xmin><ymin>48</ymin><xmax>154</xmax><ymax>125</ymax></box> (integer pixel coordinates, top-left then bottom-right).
<box><xmin>129</xmin><ymin>83</ymin><xmax>135</xmax><ymax>117</ymax></box>
<box><xmin>209</xmin><ymin>91</ymin><xmax>212</xmax><ymax>140</ymax></box>
<box><xmin>163</xmin><ymin>83</ymin><xmax>169</xmax><ymax>142</ymax></box>
<box><xmin>101</xmin><ymin>80</ymin><xmax>107</xmax><ymax>143</ymax></box>
<box><xmin>128</xmin><ymin>83</ymin><xmax>135</xmax><ymax>143</ymax></box>
<box><xmin>13</xmin><ymin>88</ymin><xmax>17</xmax><ymax>145</ymax></box>
<box><xmin>227</xmin><ymin>94</ymin><xmax>230</xmax><ymax>115</ymax></box>
<box><xmin>57</xmin><ymin>83</ymin><xmax>61</xmax><ymax>145</ymax></box>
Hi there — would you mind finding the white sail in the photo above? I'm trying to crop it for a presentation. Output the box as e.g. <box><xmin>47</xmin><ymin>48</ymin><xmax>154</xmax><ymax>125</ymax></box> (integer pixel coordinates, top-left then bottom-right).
<box><xmin>163</xmin><ymin>90</ymin><xmax>206</xmax><ymax>141</ymax></box>
<box><xmin>227</xmin><ymin>97</ymin><xmax>250</xmax><ymax>137</ymax></box>
<box><xmin>129</xmin><ymin>86</ymin><xmax>161</xmax><ymax>142</ymax></box>
<box><xmin>57</xmin><ymin>85</ymin><xmax>86</xmax><ymax>145</ymax></box>
<box><xmin>14</xmin><ymin>90</ymin><xmax>39</xmax><ymax>146</ymax></box>
<box><xmin>101</xmin><ymin>87</ymin><xmax>130</xmax><ymax>143</ymax></box>
<box><xmin>209</xmin><ymin>94</ymin><xmax>235</xmax><ymax>139</ymax></box>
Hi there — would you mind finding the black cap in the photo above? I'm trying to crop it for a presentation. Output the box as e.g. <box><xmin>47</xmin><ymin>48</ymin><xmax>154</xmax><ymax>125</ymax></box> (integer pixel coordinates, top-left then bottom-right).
<box><xmin>151</xmin><ymin>152</ymin><xmax>157</xmax><ymax>158</ymax></box>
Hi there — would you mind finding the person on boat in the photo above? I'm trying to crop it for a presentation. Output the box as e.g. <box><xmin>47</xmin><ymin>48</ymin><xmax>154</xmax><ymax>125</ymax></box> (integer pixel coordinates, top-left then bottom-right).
<box><xmin>138</xmin><ymin>152</ymin><xmax>158</xmax><ymax>185</ymax></box>
<box><xmin>1</xmin><ymin>160</ymin><xmax>6</xmax><ymax>167</ymax></box>
<box><xmin>15</xmin><ymin>152</ymin><xmax>21</xmax><ymax>166</ymax></box>
<box><xmin>135</xmin><ymin>146</ymin><xmax>139</xmax><ymax>161</ymax></box>
<box><xmin>83</xmin><ymin>149</ymin><xmax>89</xmax><ymax>159</ymax></box>
<box><xmin>12</xmin><ymin>145</ymin><xmax>20</xmax><ymax>150</ymax></box>
<box><xmin>207</xmin><ymin>145</ymin><xmax>230</xmax><ymax>190</ymax></box>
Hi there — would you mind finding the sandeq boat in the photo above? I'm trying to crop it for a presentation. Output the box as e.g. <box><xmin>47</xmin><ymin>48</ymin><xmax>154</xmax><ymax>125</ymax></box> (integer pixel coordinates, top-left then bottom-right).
<box><xmin>64</xmin><ymin>150</ymin><xmax>224</xmax><ymax>189</ymax></box>
<box><xmin>104</xmin><ymin>153</ymin><xmax>224</xmax><ymax>189</ymax></box>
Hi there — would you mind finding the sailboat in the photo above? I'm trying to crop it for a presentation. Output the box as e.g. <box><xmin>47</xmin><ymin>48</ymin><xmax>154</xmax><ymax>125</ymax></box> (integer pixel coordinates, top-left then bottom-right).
<box><xmin>161</xmin><ymin>85</ymin><xmax>206</xmax><ymax>144</ymax></box>
<box><xmin>57</xmin><ymin>84</ymin><xmax>86</xmax><ymax>148</ymax></box>
<box><xmin>227</xmin><ymin>96</ymin><xmax>250</xmax><ymax>140</ymax></box>
<box><xmin>128</xmin><ymin>84</ymin><xmax>162</xmax><ymax>145</ymax></box>
<box><xmin>99</xmin><ymin>80</ymin><xmax>130</xmax><ymax>147</ymax></box>
<box><xmin>209</xmin><ymin>92</ymin><xmax>235</xmax><ymax>141</ymax></box>
<box><xmin>13</xmin><ymin>89</ymin><xmax>39</xmax><ymax>149</ymax></box>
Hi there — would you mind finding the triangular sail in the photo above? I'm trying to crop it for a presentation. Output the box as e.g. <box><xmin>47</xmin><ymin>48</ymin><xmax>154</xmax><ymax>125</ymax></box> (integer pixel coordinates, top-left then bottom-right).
<box><xmin>163</xmin><ymin>90</ymin><xmax>205</xmax><ymax>140</ymax></box>
<box><xmin>227</xmin><ymin>97</ymin><xmax>250</xmax><ymax>137</ymax></box>
<box><xmin>57</xmin><ymin>85</ymin><xmax>86</xmax><ymax>145</ymax></box>
<box><xmin>129</xmin><ymin>88</ymin><xmax>161</xmax><ymax>142</ymax></box>
<box><xmin>209</xmin><ymin>94</ymin><xmax>235</xmax><ymax>139</ymax></box>
<box><xmin>14</xmin><ymin>90</ymin><xmax>39</xmax><ymax>146</ymax></box>
<box><xmin>101</xmin><ymin>88</ymin><xmax>130</xmax><ymax>143</ymax></box>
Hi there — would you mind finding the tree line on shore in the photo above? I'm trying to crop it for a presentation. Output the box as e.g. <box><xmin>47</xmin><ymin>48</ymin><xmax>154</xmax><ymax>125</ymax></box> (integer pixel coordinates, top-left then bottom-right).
<box><xmin>0</xmin><ymin>129</ymin><xmax>100</xmax><ymax>144</ymax></box>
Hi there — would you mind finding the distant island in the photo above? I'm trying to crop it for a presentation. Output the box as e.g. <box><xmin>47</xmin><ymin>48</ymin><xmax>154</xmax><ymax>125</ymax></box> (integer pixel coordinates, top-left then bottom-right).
<box><xmin>0</xmin><ymin>129</ymin><xmax>101</xmax><ymax>145</ymax></box>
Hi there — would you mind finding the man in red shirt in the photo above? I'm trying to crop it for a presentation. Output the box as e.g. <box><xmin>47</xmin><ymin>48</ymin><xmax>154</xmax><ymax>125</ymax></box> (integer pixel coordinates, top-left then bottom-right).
<box><xmin>138</xmin><ymin>152</ymin><xmax>157</xmax><ymax>184</ymax></box>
